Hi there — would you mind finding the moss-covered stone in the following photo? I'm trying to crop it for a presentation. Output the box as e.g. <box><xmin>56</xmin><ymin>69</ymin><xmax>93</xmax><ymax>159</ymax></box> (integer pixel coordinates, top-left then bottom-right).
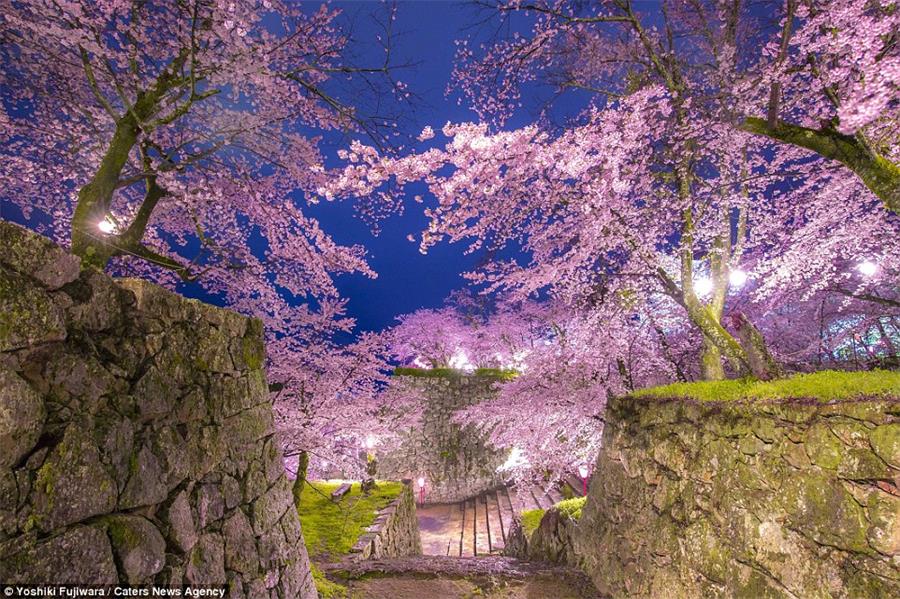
<box><xmin>31</xmin><ymin>424</ymin><xmax>117</xmax><ymax>531</ymax></box>
<box><xmin>869</xmin><ymin>424</ymin><xmax>900</xmax><ymax>468</ymax></box>
<box><xmin>0</xmin><ymin>226</ymin><xmax>316</xmax><ymax>596</ymax></box>
<box><xmin>804</xmin><ymin>423</ymin><xmax>843</xmax><ymax>469</ymax></box>
<box><xmin>0</xmin><ymin>365</ymin><xmax>45</xmax><ymax>469</ymax></box>
<box><xmin>576</xmin><ymin>393</ymin><xmax>900</xmax><ymax>598</ymax></box>
<box><xmin>0</xmin><ymin>270</ymin><xmax>67</xmax><ymax>351</ymax></box>
<box><xmin>103</xmin><ymin>515</ymin><xmax>166</xmax><ymax>584</ymax></box>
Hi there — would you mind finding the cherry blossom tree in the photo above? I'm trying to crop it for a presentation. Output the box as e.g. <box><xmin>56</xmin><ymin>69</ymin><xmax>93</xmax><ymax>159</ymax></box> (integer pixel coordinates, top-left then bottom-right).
<box><xmin>381</xmin><ymin>292</ymin><xmax>685</xmax><ymax>480</ymax></box>
<box><xmin>454</xmin><ymin>0</ymin><xmax>899</xmax><ymax>213</ymax></box>
<box><xmin>0</xmin><ymin>0</ymin><xmax>407</xmax><ymax>474</ymax></box>
<box><xmin>324</xmin><ymin>0</ymin><xmax>899</xmax><ymax>382</ymax></box>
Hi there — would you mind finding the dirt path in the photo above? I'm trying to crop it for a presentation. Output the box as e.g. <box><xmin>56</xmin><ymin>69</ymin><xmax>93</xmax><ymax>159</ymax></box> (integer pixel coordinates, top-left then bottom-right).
<box><xmin>320</xmin><ymin>555</ymin><xmax>604</xmax><ymax>599</ymax></box>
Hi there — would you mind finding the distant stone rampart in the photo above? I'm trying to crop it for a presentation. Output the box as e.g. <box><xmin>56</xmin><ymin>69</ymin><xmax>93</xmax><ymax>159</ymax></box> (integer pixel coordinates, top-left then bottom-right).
<box><xmin>379</xmin><ymin>374</ymin><xmax>508</xmax><ymax>503</ymax></box>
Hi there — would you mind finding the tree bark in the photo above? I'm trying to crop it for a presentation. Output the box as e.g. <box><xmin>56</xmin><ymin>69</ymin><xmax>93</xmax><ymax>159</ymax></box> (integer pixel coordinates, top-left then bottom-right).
<box><xmin>71</xmin><ymin>50</ymin><xmax>190</xmax><ymax>268</ymax></box>
<box><xmin>292</xmin><ymin>450</ymin><xmax>309</xmax><ymax>506</ymax></box>
<box><xmin>700</xmin><ymin>339</ymin><xmax>725</xmax><ymax>381</ymax></box>
<box><xmin>71</xmin><ymin>113</ymin><xmax>143</xmax><ymax>267</ymax></box>
<box><xmin>740</xmin><ymin>117</ymin><xmax>900</xmax><ymax>214</ymax></box>
<box><xmin>730</xmin><ymin>313</ymin><xmax>783</xmax><ymax>380</ymax></box>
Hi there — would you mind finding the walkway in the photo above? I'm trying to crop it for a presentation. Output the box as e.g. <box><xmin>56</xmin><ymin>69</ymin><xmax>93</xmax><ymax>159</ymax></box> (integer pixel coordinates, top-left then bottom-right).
<box><xmin>321</xmin><ymin>555</ymin><xmax>603</xmax><ymax>598</ymax></box>
<box><xmin>417</xmin><ymin>476</ymin><xmax>583</xmax><ymax>556</ymax></box>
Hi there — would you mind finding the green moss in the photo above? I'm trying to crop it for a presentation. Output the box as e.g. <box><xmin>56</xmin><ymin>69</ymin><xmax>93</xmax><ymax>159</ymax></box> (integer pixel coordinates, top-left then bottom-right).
<box><xmin>393</xmin><ymin>366</ymin><xmax>517</xmax><ymax>380</ymax></box>
<box><xmin>632</xmin><ymin>370</ymin><xmax>900</xmax><ymax>403</ymax></box>
<box><xmin>310</xmin><ymin>562</ymin><xmax>348</xmax><ymax>599</ymax></box>
<box><xmin>521</xmin><ymin>496</ymin><xmax>587</xmax><ymax>539</ymax></box>
<box><xmin>554</xmin><ymin>496</ymin><xmax>587</xmax><ymax>520</ymax></box>
<box><xmin>296</xmin><ymin>480</ymin><xmax>405</xmax><ymax>559</ymax></box>
<box><xmin>240</xmin><ymin>318</ymin><xmax>266</xmax><ymax>370</ymax></box>
<box><xmin>520</xmin><ymin>508</ymin><xmax>545</xmax><ymax>537</ymax></box>
<box><xmin>105</xmin><ymin>518</ymin><xmax>142</xmax><ymax>551</ymax></box>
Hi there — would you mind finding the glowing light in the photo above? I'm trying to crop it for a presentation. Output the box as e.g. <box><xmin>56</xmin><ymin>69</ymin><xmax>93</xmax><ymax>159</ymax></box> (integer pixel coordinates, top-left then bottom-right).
<box><xmin>97</xmin><ymin>218</ymin><xmax>115</xmax><ymax>234</ymax></box>
<box><xmin>578</xmin><ymin>464</ymin><xmax>589</xmax><ymax>479</ymax></box>
<box><xmin>496</xmin><ymin>350</ymin><xmax>530</xmax><ymax>371</ymax></box>
<box><xmin>694</xmin><ymin>277</ymin><xmax>713</xmax><ymax>297</ymax></box>
<box><xmin>412</xmin><ymin>356</ymin><xmax>430</xmax><ymax>369</ymax></box>
<box><xmin>417</xmin><ymin>476</ymin><xmax>426</xmax><ymax>489</ymax></box>
<box><xmin>498</xmin><ymin>447</ymin><xmax>529</xmax><ymax>472</ymax></box>
<box><xmin>448</xmin><ymin>348</ymin><xmax>475</xmax><ymax>372</ymax></box>
<box><xmin>858</xmin><ymin>261</ymin><xmax>878</xmax><ymax>277</ymax></box>
<box><xmin>363</xmin><ymin>435</ymin><xmax>376</xmax><ymax>450</ymax></box>
<box><xmin>729</xmin><ymin>269</ymin><xmax>747</xmax><ymax>287</ymax></box>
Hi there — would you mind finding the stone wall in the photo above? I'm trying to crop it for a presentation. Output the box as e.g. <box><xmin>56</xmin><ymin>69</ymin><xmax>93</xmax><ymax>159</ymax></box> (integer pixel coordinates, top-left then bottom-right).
<box><xmin>350</xmin><ymin>483</ymin><xmax>422</xmax><ymax>560</ymax></box>
<box><xmin>378</xmin><ymin>374</ymin><xmax>508</xmax><ymax>503</ymax></box>
<box><xmin>0</xmin><ymin>222</ymin><xmax>316</xmax><ymax>598</ymax></box>
<box><xmin>504</xmin><ymin>509</ymin><xmax>579</xmax><ymax>566</ymax></box>
<box><xmin>576</xmin><ymin>393</ymin><xmax>900</xmax><ymax>598</ymax></box>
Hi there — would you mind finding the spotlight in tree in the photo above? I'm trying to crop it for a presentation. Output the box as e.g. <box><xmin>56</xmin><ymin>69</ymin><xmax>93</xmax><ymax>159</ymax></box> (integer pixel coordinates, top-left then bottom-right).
<box><xmin>694</xmin><ymin>277</ymin><xmax>713</xmax><ymax>297</ymax></box>
<box><xmin>729</xmin><ymin>269</ymin><xmax>748</xmax><ymax>288</ymax></box>
<box><xmin>858</xmin><ymin>261</ymin><xmax>878</xmax><ymax>277</ymax></box>
<box><xmin>97</xmin><ymin>218</ymin><xmax>115</xmax><ymax>234</ymax></box>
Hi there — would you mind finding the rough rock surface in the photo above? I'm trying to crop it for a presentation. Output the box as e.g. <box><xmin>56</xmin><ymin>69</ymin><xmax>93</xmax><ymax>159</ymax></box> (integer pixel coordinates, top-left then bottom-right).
<box><xmin>0</xmin><ymin>222</ymin><xmax>316</xmax><ymax>598</ymax></box>
<box><xmin>576</xmin><ymin>394</ymin><xmax>900</xmax><ymax>598</ymax></box>
<box><xmin>504</xmin><ymin>508</ymin><xmax>580</xmax><ymax>566</ymax></box>
<box><xmin>379</xmin><ymin>374</ymin><xmax>508</xmax><ymax>503</ymax></box>
<box><xmin>323</xmin><ymin>555</ymin><xmax>603</xmax><ymax>598</ymax></box>
<box><xmin>350</xmin><ymin>482</ymin><xmax>422</xmax><ymax>559</ymax></box>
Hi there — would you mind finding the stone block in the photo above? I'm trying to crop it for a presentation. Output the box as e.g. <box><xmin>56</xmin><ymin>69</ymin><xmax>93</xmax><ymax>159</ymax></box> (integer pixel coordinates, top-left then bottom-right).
<box><xmin>186</xmin><ymin>533</ymin><xmax>226</xmax><ymax>585</ymax></box>
<box><xmin>104</xmin><ymin>515</ymin><xmax>166</xmax><ymax>584</ymax></box>
<box><xmin>223</xmin><ymin>508</ymin><xmax>259</xmax><ymax>575</ymax></box>
<box><xmin>164</xmin><ymin>489</ymin><xmax>198</xmax><ymax>552</ymax></box>
<box><xmin>120</xmin><ymin>444</ymin><xmax>168</xmax><ymax>509</ymax></box>
<box><xmin>0</xmin><ymin>525</ymin><xmax>117</xmax><ymax>584</ymax></box>
<box><xmin>0</xmin><ymin>365</ymin><xmax>44</xmax><ymax>469</ymax></box>
<box><xmin>0</xmin><ymin>271</ymin><xmax>66</xmax><ymax>351</ymax></box>
<box><xmin>0</xmin><ymin>221</ymin><xmax>81</xmax><ymax>290</ymax></box>
<box><xmin>31</xmin><ymin>424</ymin><xmax>117</xmax><ymax>531</ymax></box>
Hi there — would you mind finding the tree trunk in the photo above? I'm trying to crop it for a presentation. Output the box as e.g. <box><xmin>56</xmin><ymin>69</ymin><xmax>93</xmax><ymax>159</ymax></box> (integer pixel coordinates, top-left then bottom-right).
<box><xmin>292</xmin><ymin>450</ymin><xmax>309</xmax><ymax>506</ymax></box>
<box><xmin>680</xmin><ymin>293</ymin><xmax>752</xmax><ymax>375</ymax></box>
<box><xmin>730</xmin><ymin>313</ymin><xmax>783</xmax><ymax>380</ymax></box>
<box><xmin>700</xmin><ymin>339</ymin><xmax>726</xmax><ymax>381</ymax></box>
<box><xmin>71</xmin><ymin>113</ymin><xmax>142</xmax><ymax>267</ymax></box>
<box><xmin>740</xmin><ymin>117</ymin><xmax>900</xmax><ymax>214</ymax></box>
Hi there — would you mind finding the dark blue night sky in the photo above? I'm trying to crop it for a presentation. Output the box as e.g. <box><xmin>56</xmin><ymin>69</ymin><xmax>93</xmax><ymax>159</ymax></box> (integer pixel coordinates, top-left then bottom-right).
<box><xmin>310</xmin><ymin>0</ymin><xmax>588</xmax><ymax>335</ymax></box>
<box><xmin>0</xmin><ymin>0</ymin><xmax>589</xmax><ymax>338</ymax></box>
<box><xmin>308</xmin><ymin>1</ymin><xmax>486</xmax><ymax>335</ymax></box>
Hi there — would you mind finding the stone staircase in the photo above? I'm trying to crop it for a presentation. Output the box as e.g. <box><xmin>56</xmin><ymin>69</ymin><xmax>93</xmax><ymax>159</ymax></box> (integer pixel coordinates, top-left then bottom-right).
<box><xmin>418</xmin><ymin>478</ymin><xmax>585</xmax><ymax>557</ymax></box>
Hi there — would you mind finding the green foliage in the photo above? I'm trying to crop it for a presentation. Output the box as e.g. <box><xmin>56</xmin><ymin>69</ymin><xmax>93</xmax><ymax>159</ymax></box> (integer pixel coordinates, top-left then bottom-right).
<box><xmin>521</xmin><ymin>508</ymin><xmax>545</xmax><ymax>537</ymax></box>
<box><xmin>393</xmin><ymin>366</ymin><xmax>517</xmax><ymax>380</ymax></box>
<box><xmin>555</xmin><ymin>496</ymin><xmax>587</xmax><ymax>520</ymax></box>
<box><xmin>521</xmin><ymin>496</ymin><xmax>588</xmax><ymax>538</ymax></box>
<box><xmin>296</xmin><ymin>480</ymin><xmax>404</xmax><ymax>559</ymax></box>
<box><xmin>632</xmin><ymin>370</ymin><xmax>900</xmax><ymax>403</ymax></box>
<box><xmin>310</xmin><ymin>562</ymin><xmax>347</xmax><ymax>599</ymax></box>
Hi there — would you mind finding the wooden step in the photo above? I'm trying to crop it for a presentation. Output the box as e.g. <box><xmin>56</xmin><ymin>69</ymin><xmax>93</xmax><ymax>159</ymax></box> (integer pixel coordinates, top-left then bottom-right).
<box><xmin>529</xmin><ymin>485</ymin><xmax>550</xmax><ymax>510</ymax></box>
<box><xmin>452</xmin><ymin>501</ymin><xmax>464</xmax><ymax>557</ymax></box>
<box><xmin>484</xmin><ymin>492</ymin><xmax>505</xmax><ymax>552</ymax></box>
<box><xmin>497</xmin><ymin>486</ymin><xmax>518</xmax><ymax>540</ymax></box>
<box><xmin>474</xmin><ymin>494</ymin><xmax>491</xmax><ymax>556</ymax></box>
<box><xmin>460</xmin><ymin>498</ymin><xmax>476</xmax><ymax>556</ymax></box>
<box><xmin>508</xmin><ymin>485</ymin><xmax>526</xmax><ymax>514</ymax></box>
<box><xmin>493</xmin><ymin>489</ymin><xmax>509</xmax><ymax>545</ymax></box>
